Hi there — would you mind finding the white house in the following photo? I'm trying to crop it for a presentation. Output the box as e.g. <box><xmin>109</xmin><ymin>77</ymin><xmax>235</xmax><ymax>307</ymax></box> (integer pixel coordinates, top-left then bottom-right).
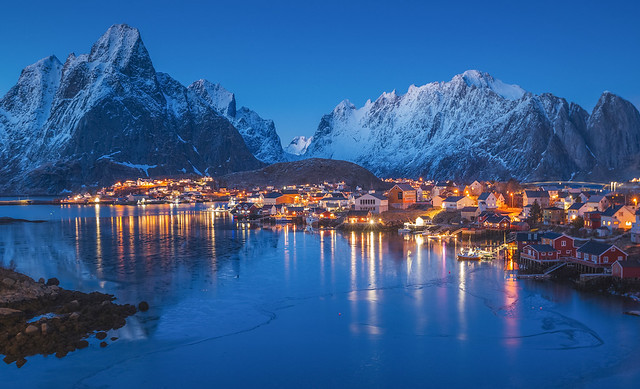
<box><xmin>355</xmin><ymin>192</ymin><xmax>389</xmax><ymax>214</ymax></box>
<box><xmin>631</xmin><ymin>210</ymin><xmax>640</xmax><ymax>243</ymax></box>
<box><xmin>431</xmin><ymin>195</ymin><xmax>445</xmax><ymax>209</ymax></box>
<box><xmin>523</xmin><ymin>191</ymin><xmax>550</xmax><ymax>207</ymax></box>
<box><xmin>442</xmin><ymin>196</ymin><xmax>475</xmax><ymax>211</ymax></box>
<box><xmin>584</xmin><ymin>195</ymin><xmax>610</xmax><ymax>212</ymax></box>
<box><xmin>601</xmin><ymin>205</ymin><xmax>637</xmax><ymax>230</ymax></box>
<box><xmin>477</xmin><ymin>192</ymin><xmax>497</xmax><ymax>211</ymax></box>
<box><xmin>469</xmin><ymin>181</ymin><xmax>484</xmax><ymax>196</ymax></box>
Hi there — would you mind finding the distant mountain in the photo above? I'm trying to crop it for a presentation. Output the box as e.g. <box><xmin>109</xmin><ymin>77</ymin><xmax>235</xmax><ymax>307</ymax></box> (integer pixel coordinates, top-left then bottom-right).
<box><xmin>217</xmin><ymin>158</ymin><xmax>389</xmax><ymax>190</ymax></box>
<box><xmin>303</xmin><ymin>70</ymin><xmax>640</xmax><ymax>181</ymax></box>
<box><xmin>188</xmin><ymin>80</ymin><xmax>288</xmax><ymax>164</ymax></box>
<box><xmin>285</xmin><ymin>136</ymin><xmax>313</xmax><ymax>155</ymax></box>
<box><xmin>0</xmin><ymin>24</ymin><xmax>263</xmax><ymax>194</ymax></box>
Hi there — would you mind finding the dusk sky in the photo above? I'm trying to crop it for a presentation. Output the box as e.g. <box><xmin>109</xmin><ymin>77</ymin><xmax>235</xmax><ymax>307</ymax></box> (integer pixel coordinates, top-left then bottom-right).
<box><xmin>1</xmin><ymin>0</ymin><xmax>638</xmax><ymax>144</ymax></box>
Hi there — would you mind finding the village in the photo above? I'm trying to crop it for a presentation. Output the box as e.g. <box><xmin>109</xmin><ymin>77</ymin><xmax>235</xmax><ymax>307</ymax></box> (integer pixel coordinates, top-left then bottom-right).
<box><xmin>60</xmin><ymin>176</ymin><xmax>640</xmax><ymax>282</ymax></box>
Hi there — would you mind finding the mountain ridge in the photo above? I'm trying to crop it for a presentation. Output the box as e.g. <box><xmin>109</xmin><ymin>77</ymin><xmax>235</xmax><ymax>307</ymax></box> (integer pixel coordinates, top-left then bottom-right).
<box><xmin>302</xmin><ymin>70</ymin><xmax>640</xmax><ymax>181</ymax></box>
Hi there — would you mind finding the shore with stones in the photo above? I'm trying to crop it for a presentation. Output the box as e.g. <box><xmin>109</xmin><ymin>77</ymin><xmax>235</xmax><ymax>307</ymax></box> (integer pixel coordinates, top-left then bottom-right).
<box><xmin>0</xmin><ymin>267</ymin><xmax>147</xmax><ymax>368</ymax></box>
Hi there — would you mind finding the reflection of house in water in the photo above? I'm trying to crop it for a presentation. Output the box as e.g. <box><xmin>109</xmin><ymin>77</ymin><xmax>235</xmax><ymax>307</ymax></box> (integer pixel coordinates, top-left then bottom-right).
<box><xmin>56</xmin><ymin>209</ymin><xmax>251</xmax><ymax>338</ymax></box>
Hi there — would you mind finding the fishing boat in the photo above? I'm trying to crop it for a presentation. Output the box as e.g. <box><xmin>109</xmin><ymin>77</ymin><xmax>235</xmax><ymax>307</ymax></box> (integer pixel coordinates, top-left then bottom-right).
<box><xmin>457</xmin><ymin>247</ymin><xmax>483</xmax><ymax>261</ymax></box>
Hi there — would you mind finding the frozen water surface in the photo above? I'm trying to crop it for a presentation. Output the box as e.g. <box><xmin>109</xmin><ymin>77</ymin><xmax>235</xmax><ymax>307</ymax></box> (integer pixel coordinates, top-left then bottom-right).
<box><xmin>0</xmin><ymin>204</ymin><xmax>639</xmax><ymax>388</ymax></box>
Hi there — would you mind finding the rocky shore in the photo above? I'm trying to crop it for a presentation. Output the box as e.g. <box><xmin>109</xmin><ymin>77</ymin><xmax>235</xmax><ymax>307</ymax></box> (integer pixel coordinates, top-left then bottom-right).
<box><xmin>0</xmin><ymin>267</ymin><xmax>144</xmax><ymax>368</ymax></box>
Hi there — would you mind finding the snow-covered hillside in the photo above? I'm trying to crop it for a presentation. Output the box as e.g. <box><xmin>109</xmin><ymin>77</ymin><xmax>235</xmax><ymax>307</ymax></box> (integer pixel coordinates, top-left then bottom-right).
<box><xmin>188</xmin><ymin>80</ymin><xmax>287</xmax><ymax>164</ymax></box>
<box><xmin>0</xmin><ymin>24</ymin><xmax>263</xmax><ymax>194</ymax></box>
<box><xmin>285</xmin><ymin>136</ymin><xmax>313</xmax><ymax>155</ymax></box>
<box><xmin>303</xmin><ymin>70</ymin><xmax>640</xmax><ymax>181</ymax></box>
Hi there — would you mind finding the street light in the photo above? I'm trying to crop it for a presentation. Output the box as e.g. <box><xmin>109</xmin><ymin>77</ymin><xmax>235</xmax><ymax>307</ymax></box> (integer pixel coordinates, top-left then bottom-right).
<box><xmin>510</xmin><ymin>192</ymin><xmax>514</xmax><ymax>208</ymax></box>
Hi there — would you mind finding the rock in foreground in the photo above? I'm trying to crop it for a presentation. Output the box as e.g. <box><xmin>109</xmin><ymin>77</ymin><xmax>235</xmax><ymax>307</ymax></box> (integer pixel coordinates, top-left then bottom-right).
<box><xmin>0</xmin><ymin>267</ymin><xmax>137</xmax><ymax>367</ymax></box>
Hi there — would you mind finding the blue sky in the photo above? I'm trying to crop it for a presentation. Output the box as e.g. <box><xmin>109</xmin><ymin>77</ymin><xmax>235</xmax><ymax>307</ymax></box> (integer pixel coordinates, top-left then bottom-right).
<box><xmin>1</xmin><ymin>0</ymin><xmax>638</xmax><ymax>144</ymax></box>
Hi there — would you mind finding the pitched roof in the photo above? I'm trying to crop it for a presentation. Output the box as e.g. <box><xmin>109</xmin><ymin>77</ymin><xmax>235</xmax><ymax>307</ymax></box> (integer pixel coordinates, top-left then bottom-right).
<box><xmin>568</xmin><ymin>202</ymin><xmax>584</xmax><ymax>210</ymax></box>
<box><xmin>525</xmin><ymin>190</ymin><xmax>550</xmax><ymax>198</ymax></box>
<box><xmin>541</xmin><ymin>232</ymin><xmax>563</xmax><ymax>240</ymax></box>
<box><xmin>586</xmin><ymin>195</ymin><xmax>604</xmax><ymax>203</ymax></box>
<box><xmin>615</xmin><ymin>259</ymin><xmax>640</xmax><ymax>268</ymax></box>
<box><xmin>443</xmin><ymin>196</ymin><xmax>465</xmax><ymax>202</ymax></box>
<box><xmin>485</xmin><ymin>215</ymin><xmax>510</xmax><ymax>223</ymax></box>
<box><xmin>515</xmin><ymin>232</ymin><xmax>540</xmax><ymax>241</ymax></box>
<box><xmin>358</xmin><ymin>192</ymin><xmax>387</xmax><ymax>200</ymax></box>
<box><xmin>393</xmin><ymin>183</ymin><xmax>415</xmax><ymax>192</ymax></box>
<box><xmin>264</xmin><ymin>192</ymin><xmax>283</xmax><ymax>199</ymax></box>
<box><xmin>460</xmin><ymin>207</ymin><xmax>479</xmax><ymax>212</ymax></box>
<box><xmin>478</xmin><ymin>192</ymin><xmax>492</xmax><ymax>201</ymax></box>
<box><xmin>577</xmin><ymin>241</ymin><xmax>615</xmax><ymax>256</ymax></box>
<box><xmin>601</xmin><ymin>205</ymin><xmax>623</xmax><ymax>217</ymax></box>
<box><xmin>527</xmin><ymin>244</ymin><xmax>556</xmax><ymax>252</ymax></box>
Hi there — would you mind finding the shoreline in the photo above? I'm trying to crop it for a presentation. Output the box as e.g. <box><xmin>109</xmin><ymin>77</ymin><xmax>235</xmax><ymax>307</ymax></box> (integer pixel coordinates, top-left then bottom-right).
<box><xmin>0</xmin><ymin>267</ymin><xmax>144</xmax><ymax>368</ymax></box>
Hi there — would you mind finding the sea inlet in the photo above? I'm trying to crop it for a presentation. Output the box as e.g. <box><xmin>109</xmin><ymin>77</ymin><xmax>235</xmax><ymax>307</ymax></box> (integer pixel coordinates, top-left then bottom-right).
<box><xmin>0</xmin><ymin>203</ymin><xmax>639</xmax><ymax>388</ymax></box>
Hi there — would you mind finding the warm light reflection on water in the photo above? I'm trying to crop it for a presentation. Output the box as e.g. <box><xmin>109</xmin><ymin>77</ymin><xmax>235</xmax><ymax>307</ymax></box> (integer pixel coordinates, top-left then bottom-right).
<box><xmin>1</xmin><ymin>206</ymin><xmax>639</xmax><ymax>388</ymax></box>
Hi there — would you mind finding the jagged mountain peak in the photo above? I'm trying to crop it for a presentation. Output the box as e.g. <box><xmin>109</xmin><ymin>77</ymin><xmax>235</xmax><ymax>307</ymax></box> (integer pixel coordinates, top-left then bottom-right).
<box><xmin>188</xmin><ymin>79</ymin><xmax>236</xmax><ymax>117</ymax></box>
<box><xmin>304</xmin><ymin>71</ymin><xmax>640</xmax><ymax>181</ymax></box>
<box><xmin>0</xmin><ymin>24</ymin><xmax>264</xmax><ymax>194</ymax></box>
<box><xmin>88</xmin><ymin>24</ymin><xmax>153</xmax><ymax>76</ymax></box>
<box><xmin>454</xmin><ymin>69</ymin><xmax>526</xmax><ymax>100</ymax></box>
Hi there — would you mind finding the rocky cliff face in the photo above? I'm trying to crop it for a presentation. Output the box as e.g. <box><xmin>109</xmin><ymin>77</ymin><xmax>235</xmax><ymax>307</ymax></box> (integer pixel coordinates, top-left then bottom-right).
<box><xmin>188</xmin><ymin>80</ymin><xmax>287</xmax><ymax>164</ymax></box>
<box><xmin>303</xmin><ymin>70</ymin><xmax>640</xmax><ymax>181</ymax></box>
<box><xmin>0</xmin><ymin>24</ymin><xmax>263</xmax><ymax>194</ymax></box>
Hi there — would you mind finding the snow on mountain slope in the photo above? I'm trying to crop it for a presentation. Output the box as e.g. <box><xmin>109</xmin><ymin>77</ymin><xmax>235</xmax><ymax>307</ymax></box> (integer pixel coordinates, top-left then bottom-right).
<box><xmin>304</xmin><ymin>70</ymin><xmax>640</xmax><ymax>181</ymax></box>
<box><xmin>0</xmin><ymin>24</ymin><xmax>262</xmax><ymax>194</ymax></box>
<box><xmin>188</xmin><ymin>79</ymin><xmax>286</xmax><ymax>164</ymax></box>
<box><xmin>285</xmin><ymin>136</ymin><xmax>313</xmax><ymax>155</ymax></box>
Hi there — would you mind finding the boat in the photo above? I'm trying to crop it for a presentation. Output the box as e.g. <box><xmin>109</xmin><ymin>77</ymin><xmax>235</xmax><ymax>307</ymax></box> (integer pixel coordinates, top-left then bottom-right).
<box><xmin>457</xmin><ymin>247</ymin><xmax>483</xmax><ymax>261</ymax></box>
<box><xmin>306</xmin><ymin>215</ymin><xmax>319</xmax><ymax>225</ymax></box>
<box><xmin>398</xmin><ymin>228</ymin><xmax>411</xmax><ymax>234</ymax></box>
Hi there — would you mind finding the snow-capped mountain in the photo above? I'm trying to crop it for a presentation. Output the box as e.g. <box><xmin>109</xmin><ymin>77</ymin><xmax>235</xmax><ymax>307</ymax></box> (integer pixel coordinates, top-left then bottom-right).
<box><xmin>0</xmin><ymin>24</ymin><xmax>263</xmax><ymax>194</ymax></box>
<box><xmin>285</xmin><ymin>136</ymin><xmax>313</xmax><ymax>155</ymax></box>
<box><xmin>303</xmin><ymin>70</ymin><xmax>640</xmax><ymax>181</ymax></box>
<box><xmin>188</xmin><ymin>80</ymin><xmax>287</xmax><ymax>164</ymax></box>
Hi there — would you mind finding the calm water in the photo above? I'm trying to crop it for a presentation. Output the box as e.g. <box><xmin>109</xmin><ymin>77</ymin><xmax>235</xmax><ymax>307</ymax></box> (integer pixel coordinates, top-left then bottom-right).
<box><xmin>1</xmin><ymin>204</ymin><xmax>639</xmax><ymax>388</ymax></box>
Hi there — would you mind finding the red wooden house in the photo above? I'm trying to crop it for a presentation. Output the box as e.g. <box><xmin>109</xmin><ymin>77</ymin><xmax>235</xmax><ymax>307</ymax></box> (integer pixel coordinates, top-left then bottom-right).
<box><xmin>540</xmin><ymin>232</ymin><xmax>576</xmax><ymax>258</ymax></box>
<box><xmin>574</xmin><ymin>241</ymin><xmax>627</xmax><ymax>267</ymax></box>
<box><xmin>583</xmin><ymin>212</ymin><xmax>601</xmax><ymax>230</ymax></box>
<box><xmin>520</xmin><ymin>244</ymin><xmax>559</xmax><ymax>263</ymax></box>
<box><xmin>612</xmin><ymin>259</ymin><xmax>640</xmax><ymax>279</ymax></box>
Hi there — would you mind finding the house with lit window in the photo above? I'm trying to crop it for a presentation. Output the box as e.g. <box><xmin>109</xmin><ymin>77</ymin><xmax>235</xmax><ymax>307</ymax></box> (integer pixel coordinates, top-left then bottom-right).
<box><xmin>540</xmin><ymin>232</ymin><xmax>575</xmax><ymax>258</ymax></box>
<box><xmin>355</xmin><ymin>192</ymin><xmax>388</xmax><ymax>214</ymax></box>
<box><xmin>263</xmin><ymin>192</ymin><xmax>285</xmax><ymax>206</ymax></box>
<box><xmin>600</xmin><ymin>205</ymin><xmax>636</xmax><ymax>230</ymax></box>
<box><xmin>442</xmin><ymin>196</ymin><xmax>475</xmax><ymax>211</ymax></box>
<box><xmin>566</xmin><ymin>202</ymin><xmax>586</xmax><ymax>222</ymax></box>
<box><xmin>477</xmin><ymin>192</ymin><xmax>497</xmax><ymax>211</ymax></box>
<box><xmin>346</xmin><ymin>210</ymin><xmax>372</xmax><ymax>224</ymax></box>
<box><xmin>388</xmin><ymin>183</ymin><xmax>417</xmax><ymax>210</ymax></box>
<box><xmin>523</xmin><ymin>191</ymin><xmax>550</xmax><ymax>207</ymax></box>
<box><xmin>584</xmin><ymin>195</ymin><xmax>610</xmax><ymax>212</ymax></box>
<box><xmin>514</xmin><ymin>232</ymin><xmax>541</xmax><ymax>251</ymax></box>
<box><xmin>583</xmin><ymin>212</ymin><xmax>601</xmax><ymax>230</ymax></box>
<box><xmin>631</xmin><ymin>210</ymin><xmax>640</xmax><ymax>243</ymax></box>
<box><xmin>319</xmin><ymin>192</ymin><xmax>349</xmax><ymax>210</ymax></box>
<box><xmin>520</xmin><ymin>244</ymin><xmax>559</xmax><ymax>263</ymax></box>
<box><xmin>460</xmin><ymin>206</ymin><xmax>481</xmax><ymax>221</ymax></box>
<box><xmin>481</xmin><ymin>214</ymin><xmax>511</xmax><ymax>229</ymax></box>
<box><xmin>572</xmin><ymin>241</ymin><xmax>627</xmax><ymax>269</ymax></box>
<box><xmin>469</xmin><ymin>180</ymin><xmax>484</xmax><ymax>196</ymax></box>
<box><xmin>543</xmin><ymin>207</ymin><xmax>565</xmax><ymax>225</ymax></box>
